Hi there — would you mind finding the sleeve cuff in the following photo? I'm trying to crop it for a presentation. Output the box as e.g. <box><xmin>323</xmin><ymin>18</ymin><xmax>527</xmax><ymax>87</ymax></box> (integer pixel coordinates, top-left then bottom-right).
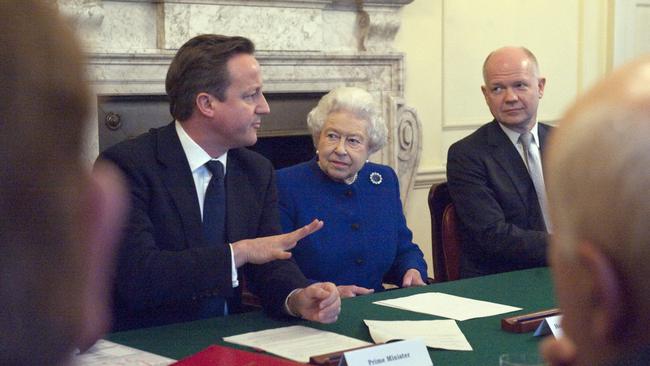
<box><xmin>284</xmin><ymin>288</ymin><xmax>303</xmax><ymax>317</ymax></box>
<box><xmin>228</xmin><ymin>243</ymin><xmax>239</xmax><ymax>288</ymax></box>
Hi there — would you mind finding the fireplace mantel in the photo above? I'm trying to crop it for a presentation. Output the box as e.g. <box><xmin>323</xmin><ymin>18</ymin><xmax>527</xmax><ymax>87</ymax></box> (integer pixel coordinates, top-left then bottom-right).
<box><xmin>61</xmin><ymin>0</ymin><xmax>421</xmax><ymax>207</ymax></box>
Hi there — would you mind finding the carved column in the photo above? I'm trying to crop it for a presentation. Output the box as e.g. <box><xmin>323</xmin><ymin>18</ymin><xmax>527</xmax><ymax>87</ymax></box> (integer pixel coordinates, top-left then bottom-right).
<box><xmin>389</xmin><ymin>96</ymin><xmax>421</xmax><ymax>210</ymax></box>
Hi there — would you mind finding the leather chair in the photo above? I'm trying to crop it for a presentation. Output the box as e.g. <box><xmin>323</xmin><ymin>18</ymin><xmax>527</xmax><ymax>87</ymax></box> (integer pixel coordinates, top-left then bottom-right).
<box><xmin>428</xmin><ymin>182</ymin><xmax>462</xmax><ymax>282</ymax></box>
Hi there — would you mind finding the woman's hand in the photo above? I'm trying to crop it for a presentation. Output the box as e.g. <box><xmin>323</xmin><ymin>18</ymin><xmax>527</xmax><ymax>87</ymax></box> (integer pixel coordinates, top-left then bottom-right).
<box><xmin>401</xmin><ymin>268</ymin><xmax>427</xmax><ymax>287</ymax></box>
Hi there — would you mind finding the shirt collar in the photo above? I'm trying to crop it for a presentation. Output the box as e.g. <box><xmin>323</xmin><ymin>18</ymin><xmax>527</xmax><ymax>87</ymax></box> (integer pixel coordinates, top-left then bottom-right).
<box><xmin>498</xmin><ymin>121</ymin><xmax>541</xmax><ymax>148</ymax></box>
<box><xmin>175</xmin><ymin>121</ymin><xmax>228</xmax><ymax>172</ymax></box>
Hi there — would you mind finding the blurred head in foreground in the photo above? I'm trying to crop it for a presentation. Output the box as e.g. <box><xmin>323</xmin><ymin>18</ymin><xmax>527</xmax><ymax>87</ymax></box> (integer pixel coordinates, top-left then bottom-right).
<box><xmin>0</xmin><ymin>1</ymin><xmax>126</xmax><ymax>365</ymax></box>
<box><xmin>544</xmin><ymin>56</ymin><xmax>650</xmax><ymax>365</ymax></box>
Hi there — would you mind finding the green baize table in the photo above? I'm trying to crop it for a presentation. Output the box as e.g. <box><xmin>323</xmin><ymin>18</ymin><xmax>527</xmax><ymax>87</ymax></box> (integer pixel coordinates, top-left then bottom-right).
<box><xmin>109</xmin><ymin>267</ymin><xmax>555</xmax><ymax>365</ymax></box>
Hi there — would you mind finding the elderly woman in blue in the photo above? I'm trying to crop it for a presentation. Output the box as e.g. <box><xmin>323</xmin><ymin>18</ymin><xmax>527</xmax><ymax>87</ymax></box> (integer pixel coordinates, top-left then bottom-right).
<box><xmin>276</xmin><ymin>86</ymin><xmax>428</xmax><ymax>298</ymax></box>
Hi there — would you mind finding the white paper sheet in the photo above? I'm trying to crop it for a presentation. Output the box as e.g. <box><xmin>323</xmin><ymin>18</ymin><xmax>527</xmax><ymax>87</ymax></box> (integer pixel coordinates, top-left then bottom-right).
<box><xmin>364</xmin><ymin>319</ymin><xmax>473</xmax><ymax>351</ymax></box>
<box><xmin>223</xmin><ymin>325</ymin><xmax>372</xmax><ymax>363</ymax></box>
<box><xmin>374</xmin><ymin>292</ymin><xmax>521</xmax><ymax>321</ymax></box>
<box><xmin>73</xmin><ymin>339</ymin><xmax>174</xmax><ymax>366</ymax></box>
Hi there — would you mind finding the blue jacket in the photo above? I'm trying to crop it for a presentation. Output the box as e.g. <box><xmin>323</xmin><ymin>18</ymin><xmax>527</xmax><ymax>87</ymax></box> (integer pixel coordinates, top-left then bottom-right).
<box><xmin>276</xmin><ymin>159</ymin><xmax>427</xmax><ymax>291</ymax></box>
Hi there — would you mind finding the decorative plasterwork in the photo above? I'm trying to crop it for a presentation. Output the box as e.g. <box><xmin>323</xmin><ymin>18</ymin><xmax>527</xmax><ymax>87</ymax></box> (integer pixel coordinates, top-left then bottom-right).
<box><xmin>64</xmin><ymin>0</ymin><xmax>421</xmax><ymax>207</ymax></box>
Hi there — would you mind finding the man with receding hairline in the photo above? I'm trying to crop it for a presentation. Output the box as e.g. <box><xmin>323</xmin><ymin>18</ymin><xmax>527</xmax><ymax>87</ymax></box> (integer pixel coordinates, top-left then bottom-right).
<box><xmin>446</xmin><ymin>46</ymin><xmax>551</xmax><ymax>278</ymax></box>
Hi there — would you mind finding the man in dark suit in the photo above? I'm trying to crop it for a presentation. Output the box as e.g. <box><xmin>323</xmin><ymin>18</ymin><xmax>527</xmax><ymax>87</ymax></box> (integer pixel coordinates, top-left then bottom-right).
<box><xmin>446</xmin><ymin>46</ymin><xmax>551</xmax><ymax>278</ymax></box>
<box><xmin>101</xmin><ymin>34</ymin><xmax>340</xmax><ymax>330</ymax></box>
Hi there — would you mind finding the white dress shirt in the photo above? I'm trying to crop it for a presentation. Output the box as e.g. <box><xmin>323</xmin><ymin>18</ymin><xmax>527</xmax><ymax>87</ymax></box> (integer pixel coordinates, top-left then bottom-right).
<box><xmin>175</xmin><ymin>121</ymin><xmax>238</xmax><ymax>288</ymax></box>
<box><xmin>498</xmin><ymin>121</ymin><xmax>543</xmax><ymax>169</ymax></box>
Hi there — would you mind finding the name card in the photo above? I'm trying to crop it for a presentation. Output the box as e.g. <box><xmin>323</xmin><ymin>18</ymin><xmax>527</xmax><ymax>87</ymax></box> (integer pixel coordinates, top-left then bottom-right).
<box><xmin>339</xmin><ymin>339</ymin><xmax>432</xmax><ymax>366</ymax></box>
<box><xmin>534</xmin><ymin>315</ymin><xmax>563</xmax><ymax>338</ymax></box>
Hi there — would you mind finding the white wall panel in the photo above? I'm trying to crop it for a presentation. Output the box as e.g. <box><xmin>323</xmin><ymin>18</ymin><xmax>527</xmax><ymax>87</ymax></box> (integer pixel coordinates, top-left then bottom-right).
<box><xmin>395</xmin><ymin>0</ymin><xmax>609</xmax><ymax>277</ymax></box>
<box><xmin>442</xmin><ymin>0</ymin><xmax>580</xmax><ymax>133</ymax></box>
<box><xmin>614</xmin><ymin>0</ymin><xmax>650</xmax><ymax>66</ymax></box>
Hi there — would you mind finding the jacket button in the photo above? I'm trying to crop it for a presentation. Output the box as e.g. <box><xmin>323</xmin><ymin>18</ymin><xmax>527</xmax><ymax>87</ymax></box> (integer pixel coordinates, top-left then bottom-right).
<box><xmin>351</xmin><ymin>223</ymin><xmax>360</xmax><ymax>230</ymax></box>
<box><xmin>345</xmin><ymin>190</ymin><xmax>353</xmax><ymax>197</ymax></box>
<box><xmin>355</xmin><ymin>259</ymin><xmax>364</xmax><ymax>265</ymax></box>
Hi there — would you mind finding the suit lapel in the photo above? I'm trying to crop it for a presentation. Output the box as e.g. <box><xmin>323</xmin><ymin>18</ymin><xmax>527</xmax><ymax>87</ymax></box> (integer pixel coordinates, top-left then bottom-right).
<box><xmin>224</xmin><ymin>149</ymin><xmax>256</xmax><ymax>243</ymax></box>
<box><xmin>538</xmin><ymin>123</ymin><xmax>551</xmax><ymax>172</ymax></box>
<box><xmin>486</xmin><ymin>121</ymin><xmax>532</xmax><ymax>204</ymax></box>
<box><xmin>155</xmin><ymin>123</ymin><xmax>204</xmax><ymax>247</ymax></box>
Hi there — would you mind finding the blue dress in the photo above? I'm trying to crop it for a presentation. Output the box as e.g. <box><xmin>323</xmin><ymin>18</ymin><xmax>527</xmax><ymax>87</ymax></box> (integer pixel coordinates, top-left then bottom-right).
<box><xmin>276</xmin><ymin>158</ymin><xmax>428</xmax><ymax>291</ymax></box>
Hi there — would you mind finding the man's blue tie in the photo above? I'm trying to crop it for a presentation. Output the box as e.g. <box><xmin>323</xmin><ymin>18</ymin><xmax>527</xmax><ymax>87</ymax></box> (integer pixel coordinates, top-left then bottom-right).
<box><xmin>200</xmin><ymin>160</ymin><xmax>226</xmax><ymax>317</ymax></box>
<box><xmin>203</xmin><ymin>160</ymin><xmax>226</xmax><ymax>246</ymax></box>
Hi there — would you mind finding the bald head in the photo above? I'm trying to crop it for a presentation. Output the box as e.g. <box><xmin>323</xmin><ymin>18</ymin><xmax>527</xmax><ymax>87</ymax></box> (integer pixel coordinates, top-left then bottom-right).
<box><xmin>546</xmin><ymin>57</ymin><xmax>650</xmax><ymax>361</ymax></box>
<box><xmin>480</xmin><ymin>46</ymin><xmax>545</xmax><ymax>133</ymax></box>
<box><xmin>483</xmin><ymin>46</ymin><xmax>540</xmax><ymax>83</ymax></box>
<box><xmin>547</xmin><ymin>56</ymin><xmax>650</xmax><ymax>258</ymax></box>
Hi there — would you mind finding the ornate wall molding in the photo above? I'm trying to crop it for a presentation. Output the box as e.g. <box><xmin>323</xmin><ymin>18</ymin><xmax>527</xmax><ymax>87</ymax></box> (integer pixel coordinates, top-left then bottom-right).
<box><xmin>73</xmin><ymin>0</ymin><xmax>420</xmax><ymax>206</ymax></box>
<box><xmin>388</xmin><ymin>96</ymin><xmax>421</xmax><ymax>207</ymax></box>
<box><xmin>56</xmin><ymin>0</ymin><xmax>105</xmax><ymax>27</ymax></box>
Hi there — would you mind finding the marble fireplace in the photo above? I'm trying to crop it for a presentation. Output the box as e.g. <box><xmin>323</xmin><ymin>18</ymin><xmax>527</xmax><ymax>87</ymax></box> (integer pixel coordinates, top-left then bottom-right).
<box><xmin>60</xmin><ymin>0</ymin><xmax>422</xmax><ymax>206</ymax></box>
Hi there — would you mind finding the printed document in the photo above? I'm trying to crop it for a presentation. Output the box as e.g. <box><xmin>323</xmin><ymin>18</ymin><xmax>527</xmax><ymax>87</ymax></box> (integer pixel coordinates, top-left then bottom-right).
<box><xmin>365</xmin><ymin>319</ymin><xmax>472</xmax><ymax>351</ymax></box>
<box><xmin>223</xmin><ymin>325</ymin><xmax>372</xmax><ymax>363</ymax></box>
<box><xmin>374</xmin><ymin>292</ymin><xmax>521</xmax><ymax>321</ymax></box>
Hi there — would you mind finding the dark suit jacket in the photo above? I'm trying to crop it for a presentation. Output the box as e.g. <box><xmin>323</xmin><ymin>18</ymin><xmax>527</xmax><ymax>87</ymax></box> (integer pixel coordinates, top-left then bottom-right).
<box><xmin>446</xmin><ymin>120</ymin><xmax>551</xmax><ymax>278</ymax></box>
<box><xmin>100</xmin><ymin>122</ymin><xmax>309</xmax><ymax>330</ymax></box>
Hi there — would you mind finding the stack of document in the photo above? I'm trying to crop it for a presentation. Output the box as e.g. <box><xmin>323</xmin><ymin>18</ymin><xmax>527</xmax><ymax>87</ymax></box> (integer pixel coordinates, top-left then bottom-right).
<box><xmin>224</xmin><ymin>293</ymin><xmax>523</xmax><ymax>360</ymax></box>
<box><xmin>364</xmin><ymin>292</ymin><xmax>522</xmax><ymax>351</ymax></box>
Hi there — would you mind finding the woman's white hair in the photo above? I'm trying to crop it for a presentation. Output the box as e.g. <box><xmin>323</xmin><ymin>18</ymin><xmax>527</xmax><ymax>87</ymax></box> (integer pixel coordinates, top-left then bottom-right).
<box><xmin>307</xmin><ymin>86</ymin><xmax>387</xmax><ymax>154</ymax></box>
